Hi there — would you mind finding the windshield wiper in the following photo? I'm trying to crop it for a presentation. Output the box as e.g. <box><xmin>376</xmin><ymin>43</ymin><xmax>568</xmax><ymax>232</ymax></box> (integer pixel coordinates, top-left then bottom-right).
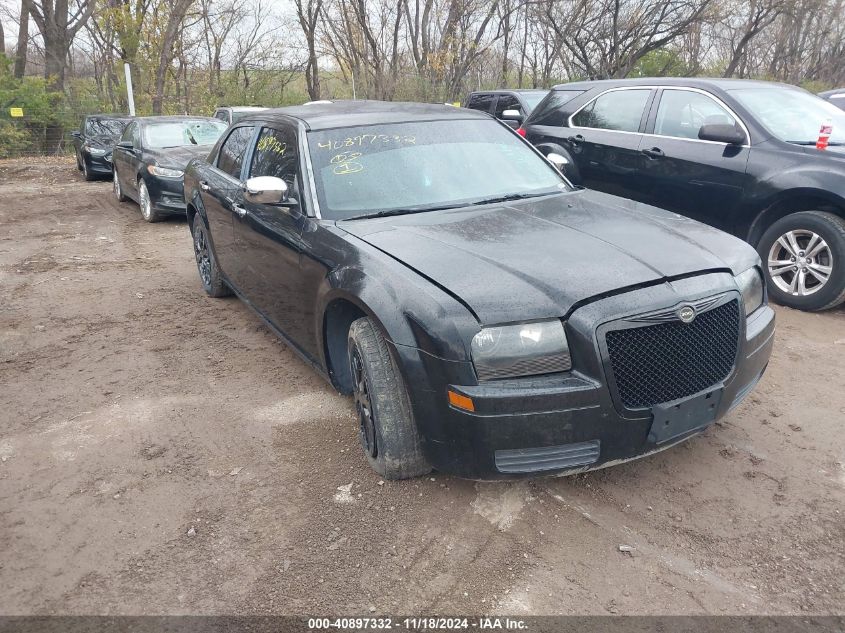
<box><xmin>343</xmin><ymin>204</ymin><xmax>465</xmax><ymax>221</ymax></box>
<box><xmin>468</xmin><ymin>190</ymin><xmax>561</xmax><ymax>206</ymax></box>
<box><xmin>185</xmin><ymin>129</ymin><xmax>198</xmax><ymax>145</ymax></box>
<box><xmin>787</xmin><ymin>140</ymin><xmax>845</xmax><ymax>146</ymax></box>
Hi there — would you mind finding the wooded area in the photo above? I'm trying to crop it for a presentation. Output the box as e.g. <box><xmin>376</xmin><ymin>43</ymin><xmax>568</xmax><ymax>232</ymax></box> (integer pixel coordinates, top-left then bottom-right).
<box><xmin>1</xmin><ymin>0</ymin><xmax>844</xmax><ymax>155</ymax></box>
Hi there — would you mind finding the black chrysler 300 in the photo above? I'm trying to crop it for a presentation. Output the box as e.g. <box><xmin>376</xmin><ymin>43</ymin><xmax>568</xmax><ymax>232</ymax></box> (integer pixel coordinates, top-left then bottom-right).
<box><xmin>112</xmin><ymin>116</ymin><xmax>227</xmax><ymax>222</ymax></box>
<box><xmin>183</xmin><ymin>101</ymin><xmax>775</xmax><ymax>480</ymax></box>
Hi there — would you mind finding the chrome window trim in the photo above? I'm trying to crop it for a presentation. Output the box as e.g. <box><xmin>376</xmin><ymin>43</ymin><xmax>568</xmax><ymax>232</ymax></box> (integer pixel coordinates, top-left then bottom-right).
<box><xmin>300</xmin><ymin>123</ymin><xmax>322</xmax><ymax>219</ymax></box>
<box><xmin>567</xmin><ymin>85</ymin><xmax>752</xmax><ymax>147</ymax></box>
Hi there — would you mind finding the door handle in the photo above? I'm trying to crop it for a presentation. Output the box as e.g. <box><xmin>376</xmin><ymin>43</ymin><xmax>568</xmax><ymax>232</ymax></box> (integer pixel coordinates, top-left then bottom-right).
<box><xmin>642</xmin><ymin>147</ymin><xmax>665</xmax><ymax>159</ymax></box>
<box><xmin>232</xmin><ymin>204</ymin><xmax>247</xmax><ymax>218</ymax></box>
<box><xmin>199</xmin><ymin>180</ymin><xmax>210</xmax><ymax>192</ymax></box>
<box><xmin>567</xmin><ymin>134</ymin><xmax>585</xmax><ymax>144</ymax></box>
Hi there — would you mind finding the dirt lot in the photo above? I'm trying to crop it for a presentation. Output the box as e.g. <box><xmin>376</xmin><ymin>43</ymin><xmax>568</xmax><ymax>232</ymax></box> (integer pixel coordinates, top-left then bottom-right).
<box><xmin>1</xmin><ymin>158</ymin><xmax>844</xmax><ymax>616</ymax></box>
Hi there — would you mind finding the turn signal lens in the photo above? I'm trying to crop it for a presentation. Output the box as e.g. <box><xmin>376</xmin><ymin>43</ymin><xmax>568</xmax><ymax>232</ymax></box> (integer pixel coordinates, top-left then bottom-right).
<box><xmin>447</xmin><ymin>390</ymin><xmax>475</xmax><ymax>412</ymax></box>
<box><xmin>516</xmin><ymin>127</ymin><xmax>526</xmax><ymax>137</ymax></box>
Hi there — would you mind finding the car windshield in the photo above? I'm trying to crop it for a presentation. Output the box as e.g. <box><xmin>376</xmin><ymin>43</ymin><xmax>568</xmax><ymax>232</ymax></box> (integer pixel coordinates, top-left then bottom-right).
<box><xmin>85</xmin><ymin>118</ymin><xmax>131</xmax><ymax>138</ymax></box>
<box><xmin>307</xmin><ymin>119</ymin><xmax>567</xmax><ymax>220</ymax></box>
<box><xmin>730</xmin><ymin>87</ymin><xmax>845</xmax><ymax>145</ymax></box>
<box><xmin>143</xmin><ymin>120</ymin><xmax>227</xmax><ymax>148</ymax></box>
<box><xmin>520</xmin><ymin>92</ymin><xmax>550</xmax><ymax>111</ymax></box>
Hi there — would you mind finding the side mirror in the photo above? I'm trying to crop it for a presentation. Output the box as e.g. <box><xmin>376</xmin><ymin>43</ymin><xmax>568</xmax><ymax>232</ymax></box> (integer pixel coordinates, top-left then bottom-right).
<box><xmin>501</xmin><ymin>109</ymin><xmax>524</xmax><ymax>123</ymax></box>
<box><xmin>546</xmin><ymin>152</ymin><xmax>569</xmax><ymax>174</ymax></box>
<box><xmin>116</xmin><ymin>140</ymin><xmax>134</xmax><ymax>149</ymax></box>
<box><xmin>71</xmin><ymin>130</ymin><xmax>81</xmax><ymax>138</ymax></box>
<box><xmin>698</xmin><ymin>124</ymin><xmax>746</xmax><ymax>145</ymax></box>
<box><xmin>244</xmin><ymin>176</ymin><xmax>290</xmax><ymax>205</ymax></box>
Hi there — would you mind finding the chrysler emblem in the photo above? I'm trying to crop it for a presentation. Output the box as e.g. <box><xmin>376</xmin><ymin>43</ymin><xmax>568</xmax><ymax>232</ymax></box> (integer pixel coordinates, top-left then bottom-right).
<box><xmin>677</xmin><ymin>305</ymin><xmax>696</xmax><ymax>323</ymax></box>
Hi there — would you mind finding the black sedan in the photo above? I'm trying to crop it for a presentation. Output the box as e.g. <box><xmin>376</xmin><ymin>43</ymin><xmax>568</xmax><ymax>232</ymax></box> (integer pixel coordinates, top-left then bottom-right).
<box><xmin>112</xmin><ymin>116</ymin><xmax>227</xmax><ymax>222</ymax></box>
<box><xmin>71</xmin><ymin>114</ymin><xmax>133</xmax><ymax>181</ymax></box>
<box><xmin>183</xmin><ymin>101</ymin><xmax>775</xmax><ymax>480</ymax></box>
<box><xmin>520</xmin><ymin>78</ymin><xmax>845</xmax><ymax>311</ymax></box>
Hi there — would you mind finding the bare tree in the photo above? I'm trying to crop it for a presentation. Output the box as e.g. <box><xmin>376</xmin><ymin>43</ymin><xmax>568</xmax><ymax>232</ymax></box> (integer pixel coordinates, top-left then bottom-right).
<box><xmin>14</xmin><ymin>0</ymin><xmax>31</xmax><ymax>78</ymax></box>
<box><xmin>150</xmin><ymin>0</ymin><xmax>192</xmax><ymax>114</ymax></box>
<box><xmin>720</xmin><ymin>0</ymin><xmax>785</xmax><ymax>77</ymax></box>
<box><xmin>28</xmin><ymin>0</ymin><xmax>96</xmax><ymax>90</ymax></box>
<box><xmin>293</xmin><ymin>0</ymin><xmax>323</xmax><ymax>100</ymax></box>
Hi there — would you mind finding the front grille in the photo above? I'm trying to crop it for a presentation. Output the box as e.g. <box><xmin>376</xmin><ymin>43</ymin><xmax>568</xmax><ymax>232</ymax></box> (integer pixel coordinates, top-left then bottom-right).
<box><xmin>495</xmin><ymin>440</ymin><xmax>600</xmax><ymax>473</ymax></box>
<box><xmin>605</xmin><ymin>299</ymin><xmax>740</xmax><ymax>409</ymax></box>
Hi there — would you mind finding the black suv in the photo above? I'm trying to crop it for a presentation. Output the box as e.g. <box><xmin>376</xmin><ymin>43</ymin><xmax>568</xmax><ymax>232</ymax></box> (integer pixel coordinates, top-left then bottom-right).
<box><xmin>522</xmin><ymin>78</ymin><xmax>845</xmax><ymax>311</ymax></box>
<box><xmin>464</xmin><ymin>89</ymin><xmax>549</xmax><ymax>128</ymax></box>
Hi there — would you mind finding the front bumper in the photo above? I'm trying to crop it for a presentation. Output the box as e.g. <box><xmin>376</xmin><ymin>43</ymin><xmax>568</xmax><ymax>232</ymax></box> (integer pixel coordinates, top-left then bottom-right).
<box><xmin>84</xmin><ymin>151</ymin><xmax>114</xmax><ymax>174</ymax></box>
<box><xmin>398</xmin><ymin>273</ymin><xmax>776</xmax><ymax>480</ymax></box>
<box><xmin>146</xmin><ymin>176</ymin><xmax>188</xmax><ymax>215</ymax></box>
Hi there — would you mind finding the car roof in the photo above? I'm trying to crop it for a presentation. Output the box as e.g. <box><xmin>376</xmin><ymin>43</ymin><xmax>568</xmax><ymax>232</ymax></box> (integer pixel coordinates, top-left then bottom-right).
<box><xmin>136</xmin><ymin>115</ymin><xmax>223</xmax><ymax>124</ymax></box>
<box><xmin>550</xmin><ymin>77</ymin><xmax>801</xmax><ymax>92</ymax></box>
<box><xmin>238</xmin><ymin>100</ymin><xmax>491</xmax><ymax>130</ymax></box>
<box><xmin>218</xmin><ymin>106</ymin><xmax>267</xmax><ymax>112</ymax></box>
<box><xmin>819</xmin><ymin>89</ymin><xmax>845</xmax><ymax>98</ymax></box>
<box><xmin>469</xmin><ymin>89</ymin><xmax>548</xmax><ymax>95</ymax></box>
<box><xmin>86</xmin><ymin>114</ymin><xmax>134</xmax><ymax>119</ymax></box>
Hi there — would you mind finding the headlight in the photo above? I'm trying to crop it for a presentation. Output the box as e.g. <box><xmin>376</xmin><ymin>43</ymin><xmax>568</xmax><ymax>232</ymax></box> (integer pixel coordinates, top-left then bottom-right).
<box><xmin>148</xmin><ymin>165</ymin><xmax>184</xmax><ymax>178</ymax></box>
<box><xmin>86</xmin><ymin>145</ymin><xmax>107</xmax><ymax>156</ymax></box>
<box><xmin>471</xmin><ymin>319</ymin><xmax>571</xmax><ymax>381</ymax></box>
<box><xmin>735</xmin><ymin>267</ymin><xmax>764</xmax><ymax>315</ymax></box>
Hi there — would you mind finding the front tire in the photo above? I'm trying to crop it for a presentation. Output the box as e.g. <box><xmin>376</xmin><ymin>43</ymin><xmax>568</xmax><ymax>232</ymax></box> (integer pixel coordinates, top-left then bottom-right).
<box><xmin>113</xmin><ymin>169</ymin><xmax>128</xmax><ymax>201</ymax></box>
<box><xmin>348</xmin><ymin>317</ymin><xmax>431</xmax><ymax>480</ymax></box>
<box><xmin>81</xmin><ymin>155</ymin><xmax>95</xmax><ymax>181</ymax></box>
<box><xmin>758</xmin><ymin>211</ymin><xmax>845</xmax><ymax>311</ymax></box>
<box><xmin>191</xmin><ymin>213</ymin><xmax>231</xmax><ymax>297</ymax></box>
<box><xmin>138</xmin><ymin>179</ymin><xmax>162</xmax><ymax>223</ymax></box>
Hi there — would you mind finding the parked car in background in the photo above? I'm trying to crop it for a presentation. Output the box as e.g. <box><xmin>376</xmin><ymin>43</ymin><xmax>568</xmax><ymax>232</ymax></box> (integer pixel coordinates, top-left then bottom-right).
<box><xmin>464</xmin><ymin>89</ymin><xmax>549</xmax><ymax>128</ymax></box>
<box><xmin>71</xmin><ymin>114</ymin><xmax>133</xmax><ymax>181</ymax></box>
<box><xmin>520</xmin><ymin>78</ymin><xmax>845</xmax><ymax>311</ymax></box>
<box><xmin>184</xmin><ymin>101</ymin><xmax>774</xmax><ymax>480</ymax></box>
<box><xmin>112</xmin><ymin>116</ymin><xmax>227</xmax><ymax>222</ymax></box>
<box><xmin>212</xmin><ymin>106</ymin><xmax>268</xmax><ymax>126</ymax></box>
<box><xmin>819</xmin><ymin>89</ymin><xmax>845</xmax><ymax>111</ymax></box>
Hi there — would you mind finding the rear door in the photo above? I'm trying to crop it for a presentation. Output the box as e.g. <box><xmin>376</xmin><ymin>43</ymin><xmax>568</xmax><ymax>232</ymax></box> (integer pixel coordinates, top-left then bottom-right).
<box><xmin>200</xmin><ymin>124</ymin><xmax>255</xmax><ymax>279</ymax></box>
<box><xmin>233</xmin><ymin>123</ymin><xmax>313</xmax><ymax>355</ymax></box>
<box><xmin>637</xmin><ymin>87</ymin><xmax>751</xmax><ymax>233</ymax></box>
<box><xmin>566</xmin><ymin>87</ymin><xmax>654</xmax><ymax>200</ymax></box>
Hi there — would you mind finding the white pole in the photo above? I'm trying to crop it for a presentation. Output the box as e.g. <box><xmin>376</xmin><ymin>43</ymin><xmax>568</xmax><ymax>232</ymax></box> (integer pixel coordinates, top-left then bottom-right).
<box><xmin>124</xmin><ymin>63</ymin><xmax>136</xmax><ymax>116</ymax></box>
<box><xmin>351</xmin><ymin>69</ymin><xmax>356</xmax><ymax>100</ymax></box>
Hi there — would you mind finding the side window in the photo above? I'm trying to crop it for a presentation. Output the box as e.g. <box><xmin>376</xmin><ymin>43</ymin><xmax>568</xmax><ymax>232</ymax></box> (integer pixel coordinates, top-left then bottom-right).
<box><xmin>571</xmin><ymin>89</ymin><xmax>651</xmax><ymax>133</ymax></box>
<box><xmin>494</xmin><ymin>94</ymin><xmax>521</xmax><ymax>118</ymax></box>
<box><xmin>132</xmin><ymin>123</ymin><xmax>140</xmax><ymax>147</ymax></box>
<box><xmin>249</xmin><ymin>126</ymin><xmax>300</xmax><ymax>197</ymax></box>
<box><xmin>214</xmin><ymin>110</ymin><xmax>229</xmax><ymax>124</ymax></box>
<box><xmin>654</xmin><ymin>89</ymin><xmax>740</xmax><ymax>140</ymax></box>
<box><xmin>216</xmin><ymin>126</ymin><xmax>254</xmax><ymax>180</ymax></box>
<box><xmin>528</xmin><ymin>90</ymin><xmax>585</xmax><ymax>126</ymax></box>
<box><xmin>467</xmin><ymin>93</ymin><xmax>495</xmax><ymax>112</ymax></box>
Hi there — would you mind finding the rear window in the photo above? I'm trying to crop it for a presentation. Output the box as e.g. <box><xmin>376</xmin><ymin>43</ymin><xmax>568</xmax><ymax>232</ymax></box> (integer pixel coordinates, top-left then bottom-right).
<box><xmin>527</xmin><ymin>90</ymin><xmax>585</xmax><ymax>126</ymax></box>
<box><xmin>571</xmin><ymin>89</ymin><xmax>651</xmax><ymax>133</ymax></box>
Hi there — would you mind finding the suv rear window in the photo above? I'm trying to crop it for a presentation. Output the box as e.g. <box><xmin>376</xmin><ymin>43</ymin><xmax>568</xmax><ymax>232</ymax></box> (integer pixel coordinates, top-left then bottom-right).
<box><xmin>467</xmin><ymin>93</ymin><xmax>495</xmax><ymax>112</ymax></box>
<box><xmin>527</xmin><ymin>90</ymin><xmax>585</xmax><ymax>126</ymax></box>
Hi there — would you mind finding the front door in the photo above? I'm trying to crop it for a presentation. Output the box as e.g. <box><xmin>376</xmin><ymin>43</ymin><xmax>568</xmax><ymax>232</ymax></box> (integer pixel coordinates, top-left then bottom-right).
<box><xmin>566</xmin><ymin>88</ymin><xmax>654</xmax><ymax>201</ymax></box>
<box><xmin>233</xmin><ymin>124</ymin><xmax>313</xmax><ymax>358</ymax></box>
<box><xmin>637</xmin><ymin>88</ymin><xmax>751</xmax><ymax>233</ymax></box>
<box><xmin>200</xmin><ymin>125</ymin><xmax>255</xmax><ymax>279</ymax></box>
<box><xmin>115</xmin><ymin>121</ymin><xmax>142</xmax><ymax>199</ymax></box>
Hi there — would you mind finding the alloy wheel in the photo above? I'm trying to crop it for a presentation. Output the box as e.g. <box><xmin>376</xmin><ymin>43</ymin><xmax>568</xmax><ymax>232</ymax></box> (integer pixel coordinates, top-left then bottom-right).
<box><xmin>351</xmin><ymin>349</ymin><xmax>377</xmax><ymax>458</ymax></box>
<box><xmin>193</xmin><ymin>225</ymin><xmax>212</xmax><ymax>288</ymax></box>
<box><xmin>139</xmin><ymin>181</ymin><xmax>151</xmax><ymax>220</ymax></box>
<box><xmin>767</xmin><ymin>229</ymin><xmax>833</xmax><ymax>297</ymax></box>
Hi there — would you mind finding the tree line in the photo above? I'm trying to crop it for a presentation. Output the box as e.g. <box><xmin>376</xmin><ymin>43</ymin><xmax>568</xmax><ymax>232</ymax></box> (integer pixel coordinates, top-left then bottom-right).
<box><xmin>1</xmin><ymin>0</ymin><xmax>843</xmax><ymax>154</ymax></box>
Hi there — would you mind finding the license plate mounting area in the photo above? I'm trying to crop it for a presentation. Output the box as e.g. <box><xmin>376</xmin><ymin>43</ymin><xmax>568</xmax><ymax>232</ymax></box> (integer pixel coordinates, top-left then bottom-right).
<box><xmin>649</xmin><ymin>388</ymin><xmax>723</xmax><ymax>445</ymax></box>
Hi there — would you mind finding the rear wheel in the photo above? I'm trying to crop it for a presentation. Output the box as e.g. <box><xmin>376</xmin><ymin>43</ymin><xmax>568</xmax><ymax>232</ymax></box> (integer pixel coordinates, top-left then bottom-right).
<box><xmin>138</xmin><ymin>179</ymin><xmax>162</xmax><ymax>223</ymax></box>
<box><xmin>758</xmin><ymin>211</ymin><xmax>845</xmax><ymax>311</ymax></box>
<box><xmin>348</xmin><ymin>317</ymin><xmax>430</xmax><ymax>480</ymax></box>
<box><xmin>191</xmin><ymin>213</ymin><xmax>231</xmax><ymax>297</ymax></box>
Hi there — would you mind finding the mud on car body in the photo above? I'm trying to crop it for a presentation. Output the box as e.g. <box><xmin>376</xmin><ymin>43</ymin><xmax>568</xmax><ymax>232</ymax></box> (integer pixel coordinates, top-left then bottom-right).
<box><xmin>183</xmin><ymin>101</ymin><xmax>775</xmax><ymax>480</ymax></box>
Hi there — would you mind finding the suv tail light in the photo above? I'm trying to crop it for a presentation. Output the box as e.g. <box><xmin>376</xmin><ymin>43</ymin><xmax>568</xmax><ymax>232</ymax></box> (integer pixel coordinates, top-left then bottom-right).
<box><xmin>516</xmin><ymin>127</ymin><xmax>526</xmax><ymax>137</ymax></box>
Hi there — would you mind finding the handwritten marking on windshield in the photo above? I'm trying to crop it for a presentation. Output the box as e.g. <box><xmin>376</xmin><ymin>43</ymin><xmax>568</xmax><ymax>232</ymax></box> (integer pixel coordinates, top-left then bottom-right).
<box><xmin>330</xmin><ymin>151</ymin><xmax>364</xmax><ymax>175</ymax></box>
<box><xmin>317</xmin><ymin>134</ymin><xmax>416</xmax><ymax>151</ymax></box>
<box><xmin>257</xmin><ymin>135</ymin><xmax>286</xmax><ymax>155</ymax></box>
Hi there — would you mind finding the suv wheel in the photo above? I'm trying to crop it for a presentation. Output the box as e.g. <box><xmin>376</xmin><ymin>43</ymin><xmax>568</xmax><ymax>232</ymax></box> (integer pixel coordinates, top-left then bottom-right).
<box><xmin>191</xmin><ymin>213</ymin><xmax>232</xmax><ymax>297</ymax></box>
<box><xmin>347</xmin><ymin>317</ymin><xmax>431</xmax><ymax>480</ymax></box>
<box><xmin>758</xmin><ymin>210</ymin><xmax>845</xmax><ymax>310</ymax></box>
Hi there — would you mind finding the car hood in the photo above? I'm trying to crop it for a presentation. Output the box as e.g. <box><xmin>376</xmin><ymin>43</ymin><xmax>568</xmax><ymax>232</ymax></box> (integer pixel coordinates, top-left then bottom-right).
<box><xmin>147</xmin><ymin>145</ymin><xmax>212</xmax><ymax>169</ymax></box>
<box><xmin>339</xmin><ymin>189</ymin><xmax>757</xmax><ymax>324</ymax></box>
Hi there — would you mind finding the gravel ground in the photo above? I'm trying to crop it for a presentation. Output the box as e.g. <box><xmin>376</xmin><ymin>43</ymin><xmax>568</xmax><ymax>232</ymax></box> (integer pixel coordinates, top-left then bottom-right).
<box><xmin>1</xmin><ymin>158</ymin><xmax>844</xmax><ymax>616</ymax></box>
